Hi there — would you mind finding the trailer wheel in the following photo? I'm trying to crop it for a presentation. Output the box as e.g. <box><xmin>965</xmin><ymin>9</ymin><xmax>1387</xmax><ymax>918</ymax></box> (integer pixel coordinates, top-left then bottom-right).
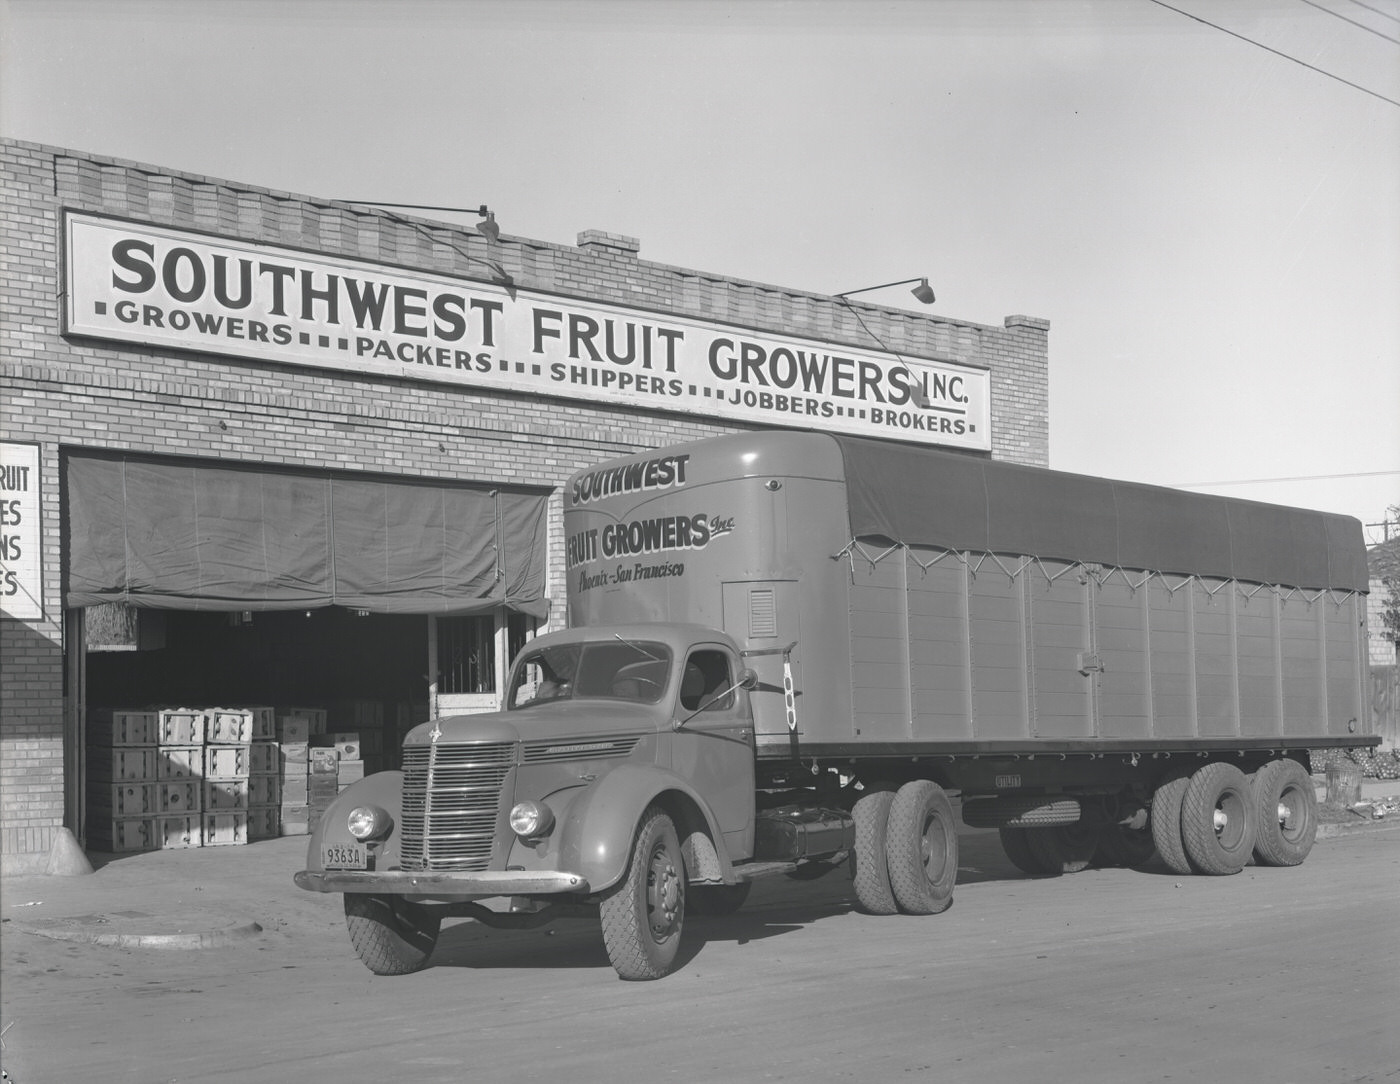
<box><xmin>343</xmin><ymin>894</ymin><xmax>441</xmax><ymax>976</ymax></box>
<box><xmin>600</xmin><ymin>805</ymin><xmax>686</xmax><ymax>980</ymax></box>
<box><xmin>1025</xmin><ymin>820</ymin><xmax>1102</xmax><ymax>874</ymax></box>
<box><xmin>999</xmin><ymin>825</ymin><xmax>1055</xmax><ymax>875</ymax></box>
<box><xmin>1181</xmin><ymin>762</ymin><xmax>1256</xmax><ymax>875</ymax></box>
<box><xmin>1149</xmin><ymin>772</ymin><xmax>1194</xmax><ymax>875</ymax></box>
<box><xmin>688</xmin><ymin>882</ymin><xmax>752</xmax><ymax>916</ymax></box>
<box><xmin>885</xmin><ymin>780</ymin><xmax>958</xmax><ymax>915</ymax></box>
<box><xmin>1249</xmin><ymin>759</ymin><xmax>1317</xmax><ymax>867</ymax></box>
<box><xmin>851</xmin><ymin>787</ymin><xmax>898</xmax><ymax>915</ymax></box>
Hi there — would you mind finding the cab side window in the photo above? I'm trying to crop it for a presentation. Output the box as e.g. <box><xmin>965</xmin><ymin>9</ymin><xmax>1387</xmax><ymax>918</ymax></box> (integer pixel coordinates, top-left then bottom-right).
<box><xmin>680</xmin><ymin>649</ymin><xmax>733</xmax><ymax>713</ymax></box>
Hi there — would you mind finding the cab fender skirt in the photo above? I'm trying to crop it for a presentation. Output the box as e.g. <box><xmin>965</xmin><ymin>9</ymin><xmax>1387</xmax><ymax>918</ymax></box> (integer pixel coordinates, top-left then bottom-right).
<box><xmin>557</xmin><ymin>764</ymin><xmax>733</xmax><ymax>895</ymax></box>
<box><xmin>303</xmin><ymin>771</ymin><xmax>406</xmax><ymax>872</ymax></box>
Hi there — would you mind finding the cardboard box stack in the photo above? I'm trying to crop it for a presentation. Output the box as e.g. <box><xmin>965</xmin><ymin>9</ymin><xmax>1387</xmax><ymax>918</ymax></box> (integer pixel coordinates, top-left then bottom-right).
<box><xmin>277</xmin><ymin>708</ymin><xmax>322</xmax><ymax>836</ymax></box>
<box><xmin>307</xmin><ymin>746</ymin><xmax>340</xmax><ymax>832</ymax></box>
<box><xmin>87</xmin><ymin>709</ymin><xmax>160</xmax><ymax>852</ymax></box>
<box><xmin>334</xmin><ymin>731</ymin><xmax>365</xmax><ymax>791</ymax></box>
<box><xmin>329</xmin><ymin>700</ymin><xmax>386</xmax><ymax>773</ymax></box>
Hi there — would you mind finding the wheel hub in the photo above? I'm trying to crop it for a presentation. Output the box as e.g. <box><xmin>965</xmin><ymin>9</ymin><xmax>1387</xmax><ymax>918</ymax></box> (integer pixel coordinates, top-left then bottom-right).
<box><xmin>647</xmin><ymin>850</ymin><xmax>680</xmax><ymax>939</ymax></box>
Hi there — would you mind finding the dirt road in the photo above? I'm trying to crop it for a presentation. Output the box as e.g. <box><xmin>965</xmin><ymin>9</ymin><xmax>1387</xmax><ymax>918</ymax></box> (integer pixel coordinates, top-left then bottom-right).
<box><xmin>3</xmin><ymin>826</ymin><xmax>1397</xmax><ymax>1083</ymax></box>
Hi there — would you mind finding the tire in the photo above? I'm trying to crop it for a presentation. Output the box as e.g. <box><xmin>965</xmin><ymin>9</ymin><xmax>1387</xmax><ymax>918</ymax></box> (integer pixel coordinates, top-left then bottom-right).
<box><xmin>851</xmin><ymin>787</ymin><xmax>898</xmax><ymax>915</ymax></box>
<box><xmin>1094</xmin><ymin>823</ymin><xmax>1157</xmax><ymax>869</ymax></box>
<box><xmin>885</xmin><ymin>780</ymin><xmax>958</xmax><ymax>915</ymax></box>
<box><xmin>343</xmin><ymin>894</ymin><xmax>441</xmax><ymax>976</ymax></box>
<box><xmin>688</xmin><ymin>881</ymin><xmax>752</xmax><ymax>916</ymax></box>
<box><xmin>1025</xmin><ymin>820</ymin><xmax>1102</xmax><ymax>875</ymax></box>
<box><xmin>1181</xmin><ymin>762</ymin><xmax>1256</xmax><ymax>876</ymax></box>
<box><xmin>1150</xmin><ymin>773</ymin><xmax>1194</xmax><ymax>875</ymax></box>
<box><xmin>1250</xmin><ymin>759</ymin><xmax>1317</xmax><ymax>867</ymax></box>
<box><xmin>999</xmin><ymin>825</ymin><xmax>1054</xmax><ymax>875</ymax></box>
<box><xmin>600</xmin><ymin>805</ymin><xmax>686</xmax><ymax>980</ymax></box>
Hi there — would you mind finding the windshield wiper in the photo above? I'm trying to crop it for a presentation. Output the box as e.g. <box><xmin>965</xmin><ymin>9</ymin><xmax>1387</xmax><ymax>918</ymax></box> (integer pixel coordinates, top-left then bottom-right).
<box><xmin>612</xmin><ymin>633</ymin><xmax>664</xmax><ymax>662</ymax></box>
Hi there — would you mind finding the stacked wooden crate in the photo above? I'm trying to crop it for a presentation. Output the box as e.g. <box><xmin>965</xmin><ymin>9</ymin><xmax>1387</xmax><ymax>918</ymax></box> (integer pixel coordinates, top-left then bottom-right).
<box><xmin>87</xmin><ymin>710</ymin><xmax>160</xmax><ymax>852</ymax></box>
<box><xmin>155</xmin><ymin>707</ymin><xmax>207</xmax><ymax>848</ymax></box>
<box><xmin>202</xmin><ymin>708</ymin><xmax>256</xmax><ymax>846</ymax></box>
<box><xmin>247</xmin><ymin>708</ymin><xmax>280</xmax><ymax>840</ymax></box>
<box><xmin>276</xmin><ymin>708</ymin><xmax>324</xmax><ymax>836</ymax></box>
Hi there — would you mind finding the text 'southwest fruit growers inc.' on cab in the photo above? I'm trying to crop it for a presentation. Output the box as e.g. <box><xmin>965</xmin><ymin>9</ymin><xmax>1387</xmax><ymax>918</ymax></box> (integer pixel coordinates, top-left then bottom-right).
<box><xmin>64</xmin><ymin>213</ymin><xmax>992</xmax><ymax>450</ymax></box>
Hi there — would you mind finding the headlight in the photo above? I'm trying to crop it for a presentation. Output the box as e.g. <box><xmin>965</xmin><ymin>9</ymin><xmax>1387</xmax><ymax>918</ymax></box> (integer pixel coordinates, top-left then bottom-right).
<box><xmin>346</xmin><ymin>805</ymin><xmax>393</xmax><ymax>841</ymax></box>
<box><xmin>509</xmin><ymin>800</ymin><xmax>555</xmax><ymax>840</ymax></box>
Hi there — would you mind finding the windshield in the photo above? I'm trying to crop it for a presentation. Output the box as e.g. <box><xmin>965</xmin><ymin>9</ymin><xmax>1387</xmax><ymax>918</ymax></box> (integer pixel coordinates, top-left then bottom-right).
<box><xmin>508</xmin><ymin>640</ymin><xmax>673</xmax><ymax>709</ymax></box>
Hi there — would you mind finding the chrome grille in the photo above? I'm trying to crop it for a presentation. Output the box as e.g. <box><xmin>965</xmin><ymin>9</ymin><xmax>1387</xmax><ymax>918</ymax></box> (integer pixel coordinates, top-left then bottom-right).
<box><xmin>399</xmin><ymin>741</ymin><xmax>514</xmax><ymax>871</ymax></box>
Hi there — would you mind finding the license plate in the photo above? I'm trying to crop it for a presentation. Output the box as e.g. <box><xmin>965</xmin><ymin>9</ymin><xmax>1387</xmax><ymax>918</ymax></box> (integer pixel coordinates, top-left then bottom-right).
<box><xmin>995</xmin><ymin>774</ymin><xmax>1022</xmax><ymax>789</ymax></box>
<box><xmin>322</xmin><ymin>842</ymin><xmax>367</xmax><ymax>870</ymax></box>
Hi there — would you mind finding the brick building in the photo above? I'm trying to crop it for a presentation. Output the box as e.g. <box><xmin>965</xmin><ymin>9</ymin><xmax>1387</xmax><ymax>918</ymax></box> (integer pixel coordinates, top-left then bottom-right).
<box><xmin>0</xmin><ymin>138</ymin><xmax>1050</xmax><ymax>872</ymax></box>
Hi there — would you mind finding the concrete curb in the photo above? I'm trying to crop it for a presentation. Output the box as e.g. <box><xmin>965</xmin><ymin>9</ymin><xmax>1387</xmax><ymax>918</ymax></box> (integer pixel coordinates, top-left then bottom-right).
<box><xmin>1316</xmin><ymin>818</ymin><xmax>1400</xmax><ymax>840</ymax></box>
<box><xmin>13</xmin><ymin>918</ymin><xmax>263</xmax><ymax>950</ymax></box>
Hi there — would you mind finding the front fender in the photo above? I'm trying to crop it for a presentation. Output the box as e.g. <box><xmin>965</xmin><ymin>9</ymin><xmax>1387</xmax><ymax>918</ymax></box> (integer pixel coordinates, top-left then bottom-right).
<box><xmin>302</xmin><ymin>770</ymin><xmax>405</xmax><ymax>872</ymax></box>
<box><xmin>557</xmin><ymin>764</ymin><xmax>734</xmax><ymax>894</ymax></box>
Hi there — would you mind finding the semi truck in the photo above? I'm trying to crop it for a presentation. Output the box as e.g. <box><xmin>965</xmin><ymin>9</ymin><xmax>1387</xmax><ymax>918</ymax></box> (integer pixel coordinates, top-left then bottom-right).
<box><xmin>295</xmin><ymin>430</ymin><xmax>1375</xmax><ymax>980</ymax></box>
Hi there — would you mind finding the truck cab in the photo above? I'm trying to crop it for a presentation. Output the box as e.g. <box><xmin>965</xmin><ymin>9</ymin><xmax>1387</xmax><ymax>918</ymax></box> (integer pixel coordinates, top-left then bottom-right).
<box><xmin>296</xmin><ymin>622</ymin><xmax>761</xmax><ymax>980</ymax></box>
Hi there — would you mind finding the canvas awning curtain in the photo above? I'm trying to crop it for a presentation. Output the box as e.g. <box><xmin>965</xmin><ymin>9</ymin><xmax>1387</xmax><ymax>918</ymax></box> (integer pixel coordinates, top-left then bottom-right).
<box><xmin>64</xmin><ymin>453</ymin><xmax>550</xmax><ymax>617</ymax></box>
<box><xmin>833</xmin><ymin>435</ymin><xmax>1368</xmax><ymax>593</ymax></box>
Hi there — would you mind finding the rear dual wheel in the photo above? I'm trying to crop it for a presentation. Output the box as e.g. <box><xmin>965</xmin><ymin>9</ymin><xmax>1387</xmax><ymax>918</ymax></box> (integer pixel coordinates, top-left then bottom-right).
<box><xmin>1250</xmin><ymin>759</ymin><xmax>1317</xmax><ymax>867</ymax></box>
<box><xmin>1181</xmin><ymin>762</ymin><xmax>1256</xmax><ymax>875</ymax></box>
<box><xmin>885</xmin><ymin>780</ymin><xmax>958</xmax><ymax>914</ymax></box>
<box><xmin>1151</xmin><ymin>763</ymin><xmax>1258</xmax><ymax>876</ymax></box>
<box><xmin>851</xmin><ymin>787</ymin><xmax>898</xmax><ymax>914</ymax></box>
<box><xmin>852</xmin><ymin>781</ymin><xmax>958</xmax><ymax>915</ymax></box>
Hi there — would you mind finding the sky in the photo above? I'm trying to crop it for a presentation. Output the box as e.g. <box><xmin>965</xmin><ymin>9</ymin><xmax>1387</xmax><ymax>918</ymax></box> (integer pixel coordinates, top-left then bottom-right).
<box><xmin>2</xmin><ymin>0</ymin><xmax>1397</xmax><ymax>536</ymax></box>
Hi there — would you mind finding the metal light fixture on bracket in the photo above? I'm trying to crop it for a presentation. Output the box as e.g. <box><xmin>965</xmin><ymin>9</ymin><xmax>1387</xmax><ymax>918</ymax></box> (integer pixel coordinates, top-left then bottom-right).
<box><xmin>834</xmin><ymin>276</ymin><xmax>937</xmax><ymax>409</ymax></box>
<box><xmin>338</xmin><ymin>200</ymin><xmax>512</xmax><ymax>291</ymax></box>
<box><xmin>343</xmin><ymin>201</ymin><xmax>501</xmax><ymax>241</ymax></box>
<box><xmin>835</xmin><ymin>277</ymin><xmax>935</xmax><ymax>305</ymax></box>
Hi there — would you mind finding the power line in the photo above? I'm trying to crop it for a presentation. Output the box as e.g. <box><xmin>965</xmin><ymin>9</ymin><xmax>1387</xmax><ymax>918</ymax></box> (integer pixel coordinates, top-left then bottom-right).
<box><xmin>1147</xmin><ymin>0</ymin><xmax>1400</xmax><ymax>107</ymax></box>
<box><xmin>1171</xmin><ymin>468</ymin><xmax>1400</xmax><ymax>487</ymax></box>
<box><xmin>1297</xmin><ymin>0</ymin><xmax>1400</xmax><ymax>44</ymax></box>
<box><xmin>1344</xmin><ymin>0</ymin><xmax>1400</xmax><ymax>25</ymax></box>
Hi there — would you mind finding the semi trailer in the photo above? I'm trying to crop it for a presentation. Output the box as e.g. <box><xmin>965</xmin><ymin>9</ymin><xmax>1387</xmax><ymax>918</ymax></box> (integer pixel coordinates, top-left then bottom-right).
<box><xmin>296</xmin><ymin>430</ymin><xmax>1375</xmax><ymax>979</ymax></box>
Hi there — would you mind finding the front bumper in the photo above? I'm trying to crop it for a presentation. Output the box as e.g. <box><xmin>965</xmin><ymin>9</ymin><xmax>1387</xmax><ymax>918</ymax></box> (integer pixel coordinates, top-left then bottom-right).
<box><xmin>294</xmin><ymin>868</ymin><xmax>589</xmax><ymax>898</ymax></box>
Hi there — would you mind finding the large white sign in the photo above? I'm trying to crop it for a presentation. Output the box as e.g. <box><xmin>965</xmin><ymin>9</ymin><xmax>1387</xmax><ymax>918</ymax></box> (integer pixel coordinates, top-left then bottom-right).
<box><xmin>64</xmin><ymin>213</ymin><xmax>991</xmax><ymax>450</ymax></box>
<box><xmin>0</xmin><ymin>441</ymin><xmax>43</xmax><ymax>621</ymax></box>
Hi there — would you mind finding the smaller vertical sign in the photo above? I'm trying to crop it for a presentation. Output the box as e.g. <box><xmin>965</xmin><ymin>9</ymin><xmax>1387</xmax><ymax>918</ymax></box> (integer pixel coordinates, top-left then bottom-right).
<box><xmin>0</xmin><ymin>441</ymin><xmax>43</xmax><ymax>621</ymax></box>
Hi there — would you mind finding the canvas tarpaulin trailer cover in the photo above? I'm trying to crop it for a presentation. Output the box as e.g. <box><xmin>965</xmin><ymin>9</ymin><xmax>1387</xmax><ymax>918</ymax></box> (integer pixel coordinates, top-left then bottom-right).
<box><xmin>832</xmin><ymin>435</ymin><xmax>1368</xmax><ymax>593</ymax></box>
<box><xmin>64</xmin><ymin>453</ymin><xmax>550</xmax><ymax>617</ymax></box>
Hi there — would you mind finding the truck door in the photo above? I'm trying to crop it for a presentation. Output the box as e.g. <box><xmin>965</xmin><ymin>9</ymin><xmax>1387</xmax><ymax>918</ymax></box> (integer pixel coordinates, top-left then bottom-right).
<box><xmin>671</xmin><ymin>645</ymin><xmax>755</xmax><ymax>859</ymax></box>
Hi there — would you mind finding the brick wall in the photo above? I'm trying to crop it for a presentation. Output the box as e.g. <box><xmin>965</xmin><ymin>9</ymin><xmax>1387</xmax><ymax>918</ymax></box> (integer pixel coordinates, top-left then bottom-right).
<box><xmin>0</xmin><ymin>137</ymin><xmax>1050</xmax><ymax>868</ymax></box>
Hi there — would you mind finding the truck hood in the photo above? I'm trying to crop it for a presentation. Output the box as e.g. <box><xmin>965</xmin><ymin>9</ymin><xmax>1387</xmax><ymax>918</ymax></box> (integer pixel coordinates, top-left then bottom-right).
<box><xmin>403</xmin><ymin>701</ymin><xmax>664</xmax><ymax>749</ymax></box>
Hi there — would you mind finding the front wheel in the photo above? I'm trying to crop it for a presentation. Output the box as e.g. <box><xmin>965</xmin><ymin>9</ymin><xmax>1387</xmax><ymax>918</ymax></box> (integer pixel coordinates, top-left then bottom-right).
<box><xmin>343</xmin><ymin>894</ymin><xmax>441</xmax><ymax>975</ymax></box>
<box><xmin>599</xmin><ymin>805</ymin><xmax>686</xmax><ymax>980</ymax></box>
